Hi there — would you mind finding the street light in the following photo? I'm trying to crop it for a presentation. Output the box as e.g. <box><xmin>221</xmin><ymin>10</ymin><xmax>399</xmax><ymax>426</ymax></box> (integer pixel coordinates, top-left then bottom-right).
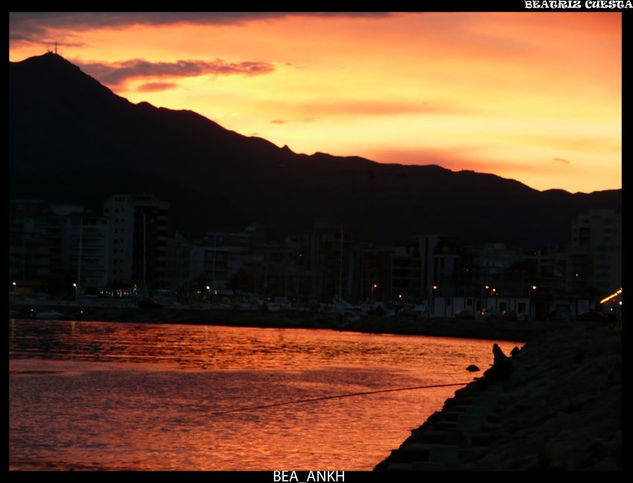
<box><xmin>431</xmin><ymin>285</ymin><xmax>438</xmax><ymax>317</ymax></box>
<box><xmin>479</xmin><ymin>284</ymin><xmax>487</xmax><ymax>317</ymax></box>
<box><xmin>528</xmin><ymin>284</ymin><xmax>537</xmax><ymax>321</ymax></box>
<box><xmin>206</xmin><ymin>285</ymin><xmax>211</xmax><ymax>302</ymax></box>
<box><xmin>481</xmin><ymin>284</ymin><xmax>491</xmax><ymax>318</ymax></box>
<box><xmin>73</xmin><ymin>282</ymin><xmax>78</xmax><ymax>300</ymax></box>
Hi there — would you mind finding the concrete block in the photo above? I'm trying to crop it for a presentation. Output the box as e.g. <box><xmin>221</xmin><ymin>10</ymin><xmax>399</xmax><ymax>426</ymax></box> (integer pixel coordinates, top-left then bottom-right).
<box><xmin>487</xmin><ymin>414</ymin><xmax>501</xmax><ymax>424</ymax></box>
<box><xmin>481</xmin><ymin>423</ymin><xmax>501</xmax><ymax>433</ymax></box>
<box><xmin>472</xmin><ymin>394</ymin><xmax>500</xmax><ymax>405</ymax></box>
<box><xmin>428</xmin><ymin>444</ymin><xmax>459</xmax><ymax>464</ymax></box>
<box><xmin>471</xmin><ymin>432</ymin><xmax>495</xmax><ymax>446</ymax></box>
<box><xmin>411</xmin><ymin>461</ymin><xmax>445</xmax><ymax>471</ymax></box>
<box><xmin>459</xmin><ymin>412</ymin><xmax>488</xmax><ymax>423</ymax></box>
<box><xmin>443</xmin><ymin>430</ymin><xmax>471</xmax><ymax>446</ymax></box>
<box><xmin>462</xmin><ymin>403</ymin><xmax>497</xmax><ymax>413</ymax></box>
<box><xmin>442</xmin><ymin>411</ymin><xmax>464</xmax><ymax>422</ymax></box>
<box><xmin>396</xmin><ymin>443</ymin><xmax>430</xmax><ymax>461</ymax></box>
<box><xmin>434</xmin><ymin>421</ymin><xmax>458</xmax><ymax>431</ymax></box>
<box><xmin>417</xmin><ymin>430</ymin><xmax>449</xmax><ymax>444</ymax></box>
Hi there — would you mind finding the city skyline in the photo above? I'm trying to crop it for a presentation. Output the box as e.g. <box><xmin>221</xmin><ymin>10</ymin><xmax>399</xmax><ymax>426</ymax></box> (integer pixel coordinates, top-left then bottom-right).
<box><xmin>9</xmin><ymin>193</ymin><xmax>622</xmax><ymax>311</ymax></box>
<box><xmin>9</xmin><ymin>11</ymin><xmax>622</xmax><ymax>194</ymax></box>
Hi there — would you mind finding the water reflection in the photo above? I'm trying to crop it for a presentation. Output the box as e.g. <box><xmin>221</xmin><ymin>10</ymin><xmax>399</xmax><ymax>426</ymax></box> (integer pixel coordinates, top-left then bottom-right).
<box><xmin>9</xmin><ymin>319</ymin><xmax>521</xmax><ymax>470</ymax></box>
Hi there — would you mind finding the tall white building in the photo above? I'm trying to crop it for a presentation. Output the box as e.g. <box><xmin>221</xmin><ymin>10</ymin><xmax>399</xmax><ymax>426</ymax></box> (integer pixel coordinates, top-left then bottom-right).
<box><xmin>103</xmin><ymin>194</ymin><xmax>170</xmax><ymax>291</ymax></box>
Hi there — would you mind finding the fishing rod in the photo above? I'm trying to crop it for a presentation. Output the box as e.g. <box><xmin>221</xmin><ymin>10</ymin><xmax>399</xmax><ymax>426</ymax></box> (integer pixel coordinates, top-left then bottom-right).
<box><xmin>212</xmin><ymin>382</ymin><xmax>470</xmax><ymax>416</ymax></box>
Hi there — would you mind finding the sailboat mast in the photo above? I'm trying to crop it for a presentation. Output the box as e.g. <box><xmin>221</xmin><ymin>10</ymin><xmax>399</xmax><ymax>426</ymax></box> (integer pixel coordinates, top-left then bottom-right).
<box><xmin>142</xmin><ymin>212</ymin><xmax>147</xmax><ymax>296</ymax></box>
<box><xmin>76</xmin><ymin>215</ymin><xmax>83</xmax><ymax>292</ymax></box>
<box><xmin>338</xmin><ymin>224</ymin><xmax>343</xmax><ymax>301</ymax></box>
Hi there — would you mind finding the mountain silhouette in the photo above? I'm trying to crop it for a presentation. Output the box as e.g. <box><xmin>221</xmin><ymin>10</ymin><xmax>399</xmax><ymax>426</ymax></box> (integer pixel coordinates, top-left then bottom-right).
<box><xmin>9</xmin><ymin>52</ymin><xmax>621</xmax><ymax>247</ymax></box>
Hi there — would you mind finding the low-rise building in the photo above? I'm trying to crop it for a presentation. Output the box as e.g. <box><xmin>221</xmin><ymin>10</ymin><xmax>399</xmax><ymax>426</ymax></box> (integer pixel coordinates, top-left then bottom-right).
<box><xmin>56</xmin><ymin>205</ymin><xmax>110</xmax><ymax>293</ymax></box>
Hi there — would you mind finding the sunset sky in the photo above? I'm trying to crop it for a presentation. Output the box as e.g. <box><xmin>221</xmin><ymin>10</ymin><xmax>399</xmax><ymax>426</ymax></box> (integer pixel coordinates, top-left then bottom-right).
<box><xmin>9</xmin><ymin>11</ymin><xmax>622</xmax><ymax>193</ymax></box>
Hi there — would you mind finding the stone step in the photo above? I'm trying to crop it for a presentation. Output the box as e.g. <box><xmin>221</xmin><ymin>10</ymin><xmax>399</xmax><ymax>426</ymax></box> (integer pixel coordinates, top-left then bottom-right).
<box><xmin>411</xmin><ymin>461</ymin><xmax>446</xmax><ymax>471</ymax></box>
<box><xmin>459</xmin><ymin>403</ymin><xmax>500</xmax><ymax>413</ymax></box>
<box><xmin>440</xmin><ymin>410</ymin><xmax>463</xmax><ymax>422</ymax></box>
<box><xmin>414</xmin><ymin>430</ymin><xmax>448</xmax><ymax>444</ymax></box>
<box><xmin>487</xmin><ymin>414</ymin><xmax>502</xmax><ymax>424</ymax></box>
<box><xmin>433</xmin><ymin>420</ymin><xmax>459</xmax><ymax>431</ymax></box>
<box><xmin>403</xmin><ymin>443</ymin><xmax>459</xmax><ymax>465</ymax></box>
<box><xmin>386</xmin><ymin>463</ymin><xmax>413</xmax><ymax>471</ymax></box>
<box><xmin>454</xmin><ymin>386</ymin><xmax>479</xmax><ymax>398</ymax></box>
<box><xmin>472</xmin><ymin>394</ymin><xmax>501</xmax><ymax>405</ymax></box>
<box><xmin>471</xmin><ymin>432</ymin><xmax>495</xmax><ymax>446</ymax></box>
<box><xmin>387</xmin><ymin>445</ymin><xmax>430</xmax><ymax>462</ymax></box>
<box><xmin>481</xmin><ymin>423</ymin><xmax>501</xmax><ymax>433</ymax></box>
<box><xmin>413</xmin><ymin>429</ymin><xmax>470</xmax><ymax>446</ymax></box>
<box><xmin>429</xmin><ymin>444</ymin><xmax>459</xmax><ymax>465</ymax></box>
<box><xmin>457</xmin><ymin>412</ymin><xmax>490</xmax><ymax>427</ymax></box>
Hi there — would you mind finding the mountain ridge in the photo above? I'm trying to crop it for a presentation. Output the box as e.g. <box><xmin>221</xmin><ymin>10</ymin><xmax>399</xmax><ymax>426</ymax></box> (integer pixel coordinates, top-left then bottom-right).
<box><xmin>9</xmin><ymin>52</ymin><xmax>621</xmax><ymax>247</ymax></box>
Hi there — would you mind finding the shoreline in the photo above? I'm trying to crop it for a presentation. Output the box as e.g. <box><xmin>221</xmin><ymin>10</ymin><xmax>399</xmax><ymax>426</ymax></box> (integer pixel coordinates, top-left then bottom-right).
<box><xmin>8</xmin><ymin>302</ymin><xmax>549</xmax><ymax>342</ymax></box>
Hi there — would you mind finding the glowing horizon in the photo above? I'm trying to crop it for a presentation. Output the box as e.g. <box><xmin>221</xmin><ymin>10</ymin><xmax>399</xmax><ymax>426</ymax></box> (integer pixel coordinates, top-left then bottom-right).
<box><xmin>9</xmin><ymin>12</ymin><xmax>622</xmax><ymax>193</ymax></box>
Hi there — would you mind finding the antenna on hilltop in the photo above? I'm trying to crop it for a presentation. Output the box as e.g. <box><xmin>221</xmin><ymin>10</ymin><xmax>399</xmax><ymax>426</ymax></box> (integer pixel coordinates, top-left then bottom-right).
<box><xmin>46</xmin><ymin>41</ymin><xmax>59</xmax><ymax>55</ymax></box>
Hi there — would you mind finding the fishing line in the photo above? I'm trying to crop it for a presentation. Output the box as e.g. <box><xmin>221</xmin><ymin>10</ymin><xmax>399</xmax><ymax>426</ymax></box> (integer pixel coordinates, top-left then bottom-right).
<box><xmin>212</xmin><ymin>382</ymin><xmax>470</xmax><ymax>416</ymax></box>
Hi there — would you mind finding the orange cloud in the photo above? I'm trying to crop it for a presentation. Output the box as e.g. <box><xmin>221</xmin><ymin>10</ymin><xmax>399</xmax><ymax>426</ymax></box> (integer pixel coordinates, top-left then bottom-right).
<box><xmin>137</xmin><ymin>81</ymin><xmax>179</xmax><ymax>92</ymax></box>
<box><xmin>8</xmin><ymin>12</ymin><xmax>621</xmax><ymax>193</ymax></box>
<box><xmin>256</xmin><ymin>99</ymin><xmax>478</xmax><ymax>121</ymax></box>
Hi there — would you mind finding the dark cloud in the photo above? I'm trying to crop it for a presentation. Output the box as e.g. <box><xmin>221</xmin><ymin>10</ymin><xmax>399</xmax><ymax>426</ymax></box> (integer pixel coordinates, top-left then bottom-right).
<box><xmin>9</xmin><ymin>12</ymin><xmax>392</xmax><ymax>43</ymax></box>
<box><xmin>552</xmin><ymin>157</ymin><xmax>571</xmax><ymax>164</ymax></box>
<box><xmin>270</xmin><ymin>119</ymin><xmax>286</xmax><ymax>124</ymax></box>
<box><xmin>74</xmin><ymin>58</ymin><xmax>275</xmax><ymax>87</ymax></box>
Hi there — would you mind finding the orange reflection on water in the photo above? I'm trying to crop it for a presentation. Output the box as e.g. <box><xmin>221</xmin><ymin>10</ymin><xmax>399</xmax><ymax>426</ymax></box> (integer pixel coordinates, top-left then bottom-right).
<box><xmin>10</xmin><ymin>320</ymin><xmax>522</xmax><ymax>470</ymax></box>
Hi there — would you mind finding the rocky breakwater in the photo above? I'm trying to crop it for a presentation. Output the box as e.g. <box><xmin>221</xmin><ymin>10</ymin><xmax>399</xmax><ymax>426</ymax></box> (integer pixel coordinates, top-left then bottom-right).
<box><xmin>374</xmin><ymin>320</ymin><xmax>622</xmax><ymax>471</ymax></box>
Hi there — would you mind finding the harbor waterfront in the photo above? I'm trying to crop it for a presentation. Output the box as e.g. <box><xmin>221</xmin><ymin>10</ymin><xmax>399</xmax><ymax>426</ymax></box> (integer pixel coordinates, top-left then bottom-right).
<box><xmin>9</xmin><ymin>318</ymin><xmax>522</xmax><ymax>471</ymax></box>
<box><xmin>8</xmin><ymin>297</ymin><xmax>549</xmax><ymax>342</ymax></box>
